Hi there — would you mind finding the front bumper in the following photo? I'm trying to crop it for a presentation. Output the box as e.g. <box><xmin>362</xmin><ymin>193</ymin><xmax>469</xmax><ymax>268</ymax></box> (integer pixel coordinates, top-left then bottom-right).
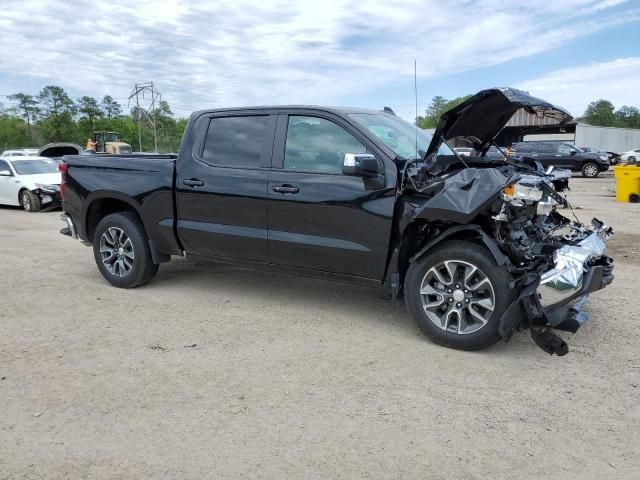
<box><xmin>542</xmin><ymin>260</ymin><xmax>613</xmax><ymax>332</ymax></box>
<box><xmin>38</xmin><ymin>190</ymin><xmax>62</xmax><ymax>211</ymax></box>
<box><xmin>537</xmin><ymin>230</ymin><xmax>614</xmax><ymax>332</ymax></box>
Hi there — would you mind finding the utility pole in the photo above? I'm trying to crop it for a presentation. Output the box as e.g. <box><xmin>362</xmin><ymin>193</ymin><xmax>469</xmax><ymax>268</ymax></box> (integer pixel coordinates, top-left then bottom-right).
<box><xmin>128</xmin><ymin>82</ymin><xmax>161</xmax><ymax>152</ymax></box>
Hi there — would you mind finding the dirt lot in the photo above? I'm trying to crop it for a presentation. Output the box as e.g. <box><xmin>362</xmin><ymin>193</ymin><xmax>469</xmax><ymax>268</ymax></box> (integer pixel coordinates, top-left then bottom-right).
<box><xmin>1</xmin><ymin>174</ymin><xmax>639</xmax><ymax>479</ymax></box>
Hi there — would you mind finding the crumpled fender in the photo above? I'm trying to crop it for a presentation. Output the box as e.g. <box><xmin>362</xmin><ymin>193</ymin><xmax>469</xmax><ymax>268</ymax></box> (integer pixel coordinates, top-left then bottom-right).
<box><xmin>409</xmin><ymin>224</ymin><xmax>513</xmax><ymax>271</ymax></box>
<box><xmin>410</xmin><ymin>168</ymin><xmax>511</xmax><ymax>224</ymax></box>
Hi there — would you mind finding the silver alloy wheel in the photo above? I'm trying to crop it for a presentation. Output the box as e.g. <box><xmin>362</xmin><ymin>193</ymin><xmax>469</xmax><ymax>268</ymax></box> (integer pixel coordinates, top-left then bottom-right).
<box><xmin>22</xmin><ymin>192</ymin><xmax>31</xmax><ymax>211</ymax></box>
<box><xmin>419</xmin><ymin>260</ymin><xmax>496</xmax><ymax>335</ymax></box>
<box><xmin>99</xmin><ymin>227</ymin><xmax>135</xmax><ymax>277</ymax></box>
<box><xmin>583</xmin><ymin>164</ymin><xmax>598</xmax><ymax>177</ymax></box>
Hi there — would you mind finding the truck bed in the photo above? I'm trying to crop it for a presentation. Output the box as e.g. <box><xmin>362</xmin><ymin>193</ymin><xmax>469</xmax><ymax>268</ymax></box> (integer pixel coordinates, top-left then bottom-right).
<box><xmin>62</xmin><ymin>153</ymin><xmax>180</xmax><ymax>257</ymax></box>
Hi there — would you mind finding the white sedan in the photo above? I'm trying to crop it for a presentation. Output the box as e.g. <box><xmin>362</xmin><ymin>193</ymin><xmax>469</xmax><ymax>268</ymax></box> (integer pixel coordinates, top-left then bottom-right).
<box><xmin>621</xmin><ymin>148</ymin><xmax>640</xmax><ymax>163</ymax></box>
<box><xmin>0</xmin><ymin>156</ymin><xmax>62</xmax><ymax>212</ymax></box>
<box><xmin>1</xmin><ymin>148</ymin><xmax>40</xmax><ymax>157</ymax></box>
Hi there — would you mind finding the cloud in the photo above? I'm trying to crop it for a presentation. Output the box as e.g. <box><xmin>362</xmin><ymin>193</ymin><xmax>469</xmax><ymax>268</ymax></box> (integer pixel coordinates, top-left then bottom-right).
<box><xmin>0</xmin><ymin>0</ymin><xmax>638</xmax><ymax>117</ymax></box>
<box><xmin>516</xmin><ymin>57</ymin><xmax>640</xmax><ymax>117</ymax></box>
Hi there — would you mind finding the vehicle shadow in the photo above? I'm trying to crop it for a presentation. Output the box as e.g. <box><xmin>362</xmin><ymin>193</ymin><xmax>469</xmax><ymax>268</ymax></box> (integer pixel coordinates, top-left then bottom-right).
<box><xmin>148</xmin><ymin>257</ymin><xmax>532</xmax><ymax>356</ymax></box>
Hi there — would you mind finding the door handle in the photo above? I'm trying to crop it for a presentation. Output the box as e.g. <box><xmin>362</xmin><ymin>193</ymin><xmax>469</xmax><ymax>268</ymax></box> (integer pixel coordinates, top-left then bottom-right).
<box><xmin>272</xmin><ymin>185</ymin><xmax>299</xmax><ymax>194</ymax></box>
<box><xmin>183</xmin><ymin>178</ymin><xmax>204</xmax><ymax>187</ymax></box>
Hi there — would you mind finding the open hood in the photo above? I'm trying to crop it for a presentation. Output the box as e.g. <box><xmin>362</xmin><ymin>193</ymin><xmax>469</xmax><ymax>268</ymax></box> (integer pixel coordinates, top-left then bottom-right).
<box><xmin>424</xmin><ymin>88</ymin><xmax>572</xmax><ymax>159</ymax></box>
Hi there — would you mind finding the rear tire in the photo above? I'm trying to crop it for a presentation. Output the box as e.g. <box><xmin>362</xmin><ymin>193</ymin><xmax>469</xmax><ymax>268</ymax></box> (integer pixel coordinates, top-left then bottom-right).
<box><xmin>20</xmin><ymin>190</ymin><xmax>41</xmax><ymax>212</ymax></box>
<box><xmin>405</xmin><ymin>240</ymin><xmax>514</xmax><ymax>351</ymax></box>
<box><xmin>581</xmin><ymin>162</ymin><xmax>599</xmax><ymax>178</ymax></box>
<box><xmin>92</xmin><ymin>212</ymin><xmax>159</xmax><ymax>288</ymax></box>
<box><xmin>629</xmin><ymin>156</ymin><xmax>636</xmax><ymax>163</ymax></box>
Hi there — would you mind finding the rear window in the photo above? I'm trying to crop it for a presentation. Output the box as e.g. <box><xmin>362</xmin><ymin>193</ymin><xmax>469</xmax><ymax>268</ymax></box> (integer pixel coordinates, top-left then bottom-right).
<box><xmin>202</xmin><ymin>116</ymin><xmax>269</xmax><ymax>168</ymax></box>
<box><xmin>11</xmin><ymin>159</ymin><xmax>58</xmax><ymax>175</ymax></box>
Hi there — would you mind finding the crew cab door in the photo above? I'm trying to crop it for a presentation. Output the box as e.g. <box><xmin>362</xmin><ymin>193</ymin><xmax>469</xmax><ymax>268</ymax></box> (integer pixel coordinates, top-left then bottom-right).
<box><xmin>267</xmin><ymin>113</ymin><xmax>395</xmax><ymax>280</ymax></box>
<box><xmin>535</xmin><ymin>143</ymin><xmax>559</xmax><ymax>168</ymax></box>
<box><xmin>175</xmin><ymin>112</ymin><xmax>276</xmax><ymax>262</ymax></box>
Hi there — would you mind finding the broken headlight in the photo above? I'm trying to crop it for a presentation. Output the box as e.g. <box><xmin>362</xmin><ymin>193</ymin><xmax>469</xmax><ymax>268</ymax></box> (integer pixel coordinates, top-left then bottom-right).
<box><xmin>35</xmin><ymin>183</ymin><xmax>60</xmax><ymax>192</ymax></box>
<box><xmin>502</xmin><ymin>181</ymin><xmax>543</xmax><ymax>203</ymax></box>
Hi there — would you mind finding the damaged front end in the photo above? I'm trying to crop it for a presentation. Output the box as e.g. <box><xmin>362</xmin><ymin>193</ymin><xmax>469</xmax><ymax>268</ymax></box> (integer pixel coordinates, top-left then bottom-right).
<box><xmin>494</xmin><ymin>175</ymin><xmax>613</xmax><ymax>355</ymax></box>
<box><xmin>399</xmin><ymin>88</ymin><xmax>614</xmax><ymax>355</ymax></box>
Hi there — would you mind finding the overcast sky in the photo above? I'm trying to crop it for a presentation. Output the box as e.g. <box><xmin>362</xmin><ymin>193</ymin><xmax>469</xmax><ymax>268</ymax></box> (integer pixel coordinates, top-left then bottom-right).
<box><xmin>0</xmin><ymin>0</ymin><xmax>638</xmax><ymax>121</ymax></box>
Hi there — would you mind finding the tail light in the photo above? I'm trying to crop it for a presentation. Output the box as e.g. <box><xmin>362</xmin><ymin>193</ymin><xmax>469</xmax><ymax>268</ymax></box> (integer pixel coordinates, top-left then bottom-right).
<box><xmin>58</xmin><ymin>162</ymin><xmax>67</xmax><ymax>201</ymax></box>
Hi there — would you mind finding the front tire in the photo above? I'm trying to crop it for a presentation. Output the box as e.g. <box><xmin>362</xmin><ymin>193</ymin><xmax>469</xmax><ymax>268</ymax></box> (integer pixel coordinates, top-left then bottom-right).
<box><xmin>21</xmin><ymin>190</ymin><xmax>41</xmax><ymax>212</ymax></box>
<box><xmin>405</xmin><ymin>240</ymin><xmax>514</xmax><ymax>351</ymax></box>
<box><xmin>629</xmin><ymin>156</ymin><xmax>636</xmax><ymax>163</ymax></box>
<box><xmin>581</xmin><ymin>162</ymin><xmax>599</xmax><ymax>178</ymax></box>
<box><xmin>92</xmin><ymin>212</ymin><xmax>159</xmax><ymax>288</ymax></box>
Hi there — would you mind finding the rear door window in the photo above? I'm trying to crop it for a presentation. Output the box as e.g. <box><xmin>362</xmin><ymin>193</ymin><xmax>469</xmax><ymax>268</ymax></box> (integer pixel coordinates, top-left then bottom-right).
<box><xmin>516</xmin><ymin>143</ymin><xmax>534</xmax><ymax>153</ymax></box>
<box><xmin>537</xmin><ymin>144</ymin><xmax>556</xmax><ymax>154</ymax></box>
<box><xmin>202</xmin><ymin>116</ymin><xmax>270</xmax><ymax>168</ymax></box>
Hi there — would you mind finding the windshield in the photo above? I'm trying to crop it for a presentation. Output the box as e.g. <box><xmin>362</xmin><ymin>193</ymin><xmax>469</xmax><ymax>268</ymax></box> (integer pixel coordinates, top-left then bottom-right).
<box><xmin>11</xmin><ymin>159</ymin><xmax>59</xmax><ymax>175</ymax></box>
<box><xmin>349</xmin><ymin>113</ymin><xmax>454</xmax><ymax>160</ymax></box>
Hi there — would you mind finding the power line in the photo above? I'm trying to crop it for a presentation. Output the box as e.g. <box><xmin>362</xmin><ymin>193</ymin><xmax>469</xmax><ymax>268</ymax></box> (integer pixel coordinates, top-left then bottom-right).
<box><xmin>129</xmin><ymin>82</ymin><xmax>161</xmax><ymax>153</ymax></box>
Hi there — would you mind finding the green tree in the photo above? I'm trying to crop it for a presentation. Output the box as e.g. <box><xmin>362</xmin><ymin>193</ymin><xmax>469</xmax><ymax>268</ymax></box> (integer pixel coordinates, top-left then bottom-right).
<box><xmin>614</xmin><ymin>105</ymin><xmax>640</xmax><ymax>129</ymax></box>
<box><xmin>0</xmin><ymin>115</ymin><xmax>29</xmax><ymax>150</ymax></box>
<box><xmin>7</xmin><ymin>93</ymin><xmax>40</xmax><ymax>142</ymax></box>
<box><xmin>101</xmin><ymin>95</ymin><xmax>122</xmax><ymax>119</ymax></box>
<box><xmin>581</xmin><ymin>99</ymin><xmax>616</xmax><ymax>127</ymax></box>
<box><xmin>77</xmin><ymin>96</ymin><xmax>102</xmax><ymax>134</ymax></box>
<box><xmin>441</xmin><ymin>95</ymin><xmax>472</xmax><ymax>113</ymax></box>
<box><xmin>426</xmin><ymin>96</ymin><xmax>448</xmax><ymax>118</ymax></box>
<box><xmin>37</xmin><ymin>86</ymin><xmax>77</xmax><ymax>142</ymax></box>
<box><xmin>416</xmin><ymin>94</ymin><xmax>472</xmax><ymax>129</ymax></box>
<box><xmin>0</xmin><ymin>85</ymin><xmax>188</xmax><ymax>153</ymax></box>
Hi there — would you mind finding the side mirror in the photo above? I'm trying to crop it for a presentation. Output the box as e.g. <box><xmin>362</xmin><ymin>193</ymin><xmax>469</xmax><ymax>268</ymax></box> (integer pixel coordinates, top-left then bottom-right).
<box><xmin>342</xmin><ymin>153</ymin><xmax>380</xmax><ymax>178</ymax></box>
<box><xmin>569</xmin><ymin>148</ymin><xmax>577</xmax><ymax>155</ymax></box>
<box><xmin>0</xmin><ymin>169</ymin><xmax>11</xmax><ymax>176</ymax></box>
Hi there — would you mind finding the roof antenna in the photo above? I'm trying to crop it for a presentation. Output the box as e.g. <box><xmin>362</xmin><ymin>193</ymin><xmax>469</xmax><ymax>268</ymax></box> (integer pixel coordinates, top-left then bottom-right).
<box><xmin>414</xmin><ymin>60</ymin><xmax>419</xmax><ymax>161</ymax></box>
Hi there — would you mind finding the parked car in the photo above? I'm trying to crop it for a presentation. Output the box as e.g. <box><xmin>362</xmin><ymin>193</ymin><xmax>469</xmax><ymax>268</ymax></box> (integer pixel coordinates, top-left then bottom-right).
<box><xmin>511</xmin><ymin>141</ymin><xmax>610</xmax><ymax>177</ymax></box>
<box><xmin>0</xmin><ymin>156</ymin><xmax>61</xmax><ymax>212</ymax></box>
<box><xmin>59</xmin><ymin>88</ymin><xmax>614</xmax><ymax>355</ymax></box>
<box><xmin>620</xmin><ymin>148</ymin><xmax>640</xmax><ymax>163</ymax></box>
<box><xmin>1</xmin><ymin>148</ymin><xmax>39</xmax><ymax>157</ymax></box>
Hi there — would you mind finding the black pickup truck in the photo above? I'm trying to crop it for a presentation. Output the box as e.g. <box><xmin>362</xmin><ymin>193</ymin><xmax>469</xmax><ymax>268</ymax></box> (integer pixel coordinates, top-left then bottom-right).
<box><xmin>59</xmin><ymin>88</ymin><xmax>614</xmax><ymax>354</ymax></box>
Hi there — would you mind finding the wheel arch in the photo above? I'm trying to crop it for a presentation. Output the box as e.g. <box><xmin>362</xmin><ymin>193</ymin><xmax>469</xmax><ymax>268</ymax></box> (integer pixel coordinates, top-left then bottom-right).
<box><xmin>407</xmin><ymin>224</ymin><xmax>513</xmax><ymax>280</ymax></box>
<box><xmin>384</xmin><ymin>221</ymin><xmax>514</xmax><ymax>301</ymax></box>
<box><xmin>18</xmin><ymin>187</ymin><xmax>29</xmax><ymax>204</ymax></box>
<box><xmin>409</xmin><ymin>224</ymin><xmax>511</xmax><ymax>269</ymax></box>
<box><xmin>580</xmin><ymin>159</ymin><xmax>599</xmax><ymax>168</ymax></box>
<box><xmin>84</xmin><ymin>192</ymin><xmax>170</xmax><ymax>264</ymax></box>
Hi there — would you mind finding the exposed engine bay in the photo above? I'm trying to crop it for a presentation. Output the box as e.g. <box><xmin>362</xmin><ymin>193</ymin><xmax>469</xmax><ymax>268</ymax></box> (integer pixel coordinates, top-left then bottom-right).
<box><xmin>400</xmin><ymin>159</ymin><xmax>614</xmax><ymax>355</ymax></box>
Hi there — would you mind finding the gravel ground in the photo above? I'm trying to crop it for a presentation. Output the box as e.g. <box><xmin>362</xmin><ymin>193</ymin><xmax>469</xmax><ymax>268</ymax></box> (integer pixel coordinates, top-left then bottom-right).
<box><xmin>1</xmin><ymin>175</ymin><xmax>639</xmax><ymax>479</ymax></box>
